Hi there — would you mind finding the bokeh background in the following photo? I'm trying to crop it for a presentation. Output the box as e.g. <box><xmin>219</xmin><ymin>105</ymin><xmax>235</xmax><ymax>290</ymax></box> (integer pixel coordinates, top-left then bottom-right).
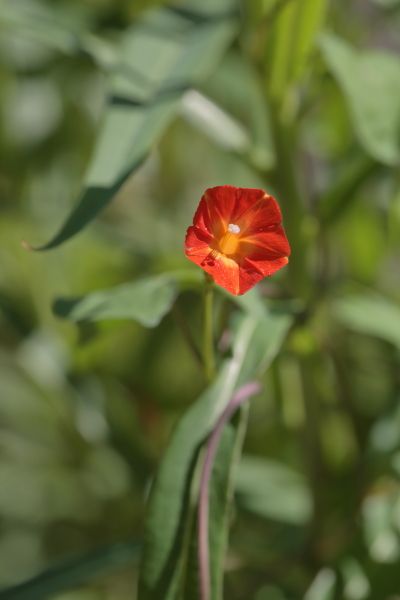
<box><xmin>0</xmin><ymin>0</ymin><xmax>400</xmax><ymax>598</ymax></box>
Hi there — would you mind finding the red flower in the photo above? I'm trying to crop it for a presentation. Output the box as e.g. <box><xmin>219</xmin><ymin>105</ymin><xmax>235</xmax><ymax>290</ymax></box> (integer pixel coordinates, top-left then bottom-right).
<box><xmin>185</xmin><ymin>185</ymin><xmax>290</xmax><ymax>295</ymax></box>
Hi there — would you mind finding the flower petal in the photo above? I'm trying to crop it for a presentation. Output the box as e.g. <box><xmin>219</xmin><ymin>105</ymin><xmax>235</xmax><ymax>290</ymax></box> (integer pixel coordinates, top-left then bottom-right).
<box><xmin>185</xmin><ymin>225</ymin><xmax>212</xmax><ymax>258</ymax></box>
<box><xmin>243</xmin><ymin>255</ymin><xmax>289</xmax><ymax>279</ymax></box>
<box><xmin>240</xmin><ymin>225</ymin><xmax>291</xmax><ymax>260</ymax></box>
<box><xmin>203</xmin><ymin>186</ymin><xmax>267</xmax><ymax>234</ymax></box>
<box><xmin>239</xmin><ymin>193</ymin><xmax>283</xmax><ymax>234</ymax></box>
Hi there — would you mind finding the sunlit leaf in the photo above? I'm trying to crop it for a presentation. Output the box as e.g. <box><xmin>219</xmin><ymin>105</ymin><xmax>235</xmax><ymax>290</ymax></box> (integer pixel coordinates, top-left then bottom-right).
<box><xmin>138</xmin><ymin>311</ymin><xmax>292</xmax><ymax>599</ymax></box>
<box><xmin>32</xmin><ymin>0</ymin><xmax>239</xmax><ymax>250</ymax></box>
<box><xmin>53</xmin><ymin>274</ymin><xmax>180</xmax><ymax>327</ymax></box>
<box><xmin>320</xmin><ymin>33</ymin><xmax>400</xmax><ymax>166</ymax></box>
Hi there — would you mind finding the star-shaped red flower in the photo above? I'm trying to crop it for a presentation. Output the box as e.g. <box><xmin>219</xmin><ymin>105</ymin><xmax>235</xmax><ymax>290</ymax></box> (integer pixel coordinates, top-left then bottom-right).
<box><xmin>184</xmin><ymin>185</ymin><xmax>290</xmax><ymax>295</ymax></box>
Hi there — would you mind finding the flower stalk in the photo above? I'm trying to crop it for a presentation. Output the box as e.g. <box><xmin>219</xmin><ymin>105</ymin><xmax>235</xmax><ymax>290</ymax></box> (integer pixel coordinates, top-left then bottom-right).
<box><xmin>202</xmin><ymin>273</ymin><xmax>216</xmax><ymax>382</ymax></box>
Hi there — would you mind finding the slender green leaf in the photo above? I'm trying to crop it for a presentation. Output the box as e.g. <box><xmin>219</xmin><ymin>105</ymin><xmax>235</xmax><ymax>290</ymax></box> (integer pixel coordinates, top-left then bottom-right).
<box><xmin>0</xmin><ymin>542</ymin><xmax>140</xmax><ymax>600</ymax></box>
<box><xmin>32</xmin><ymin>0</ymin><xmax>239</xmax><ymax>250</ymax></box>
<box><xmin>332</xmin><ymin>293</ymin><xmax>400</xmax><ymax>349</ymax></box>
<box><xmin>138</xmin><ymin>311</ymin><xmax>292</xmax><ymax>599</ymax></box>
<box><xmin>320</xmin><ymin>33</ymin><xmax>400</xmax><ymax>166</ymax></box>
<box><xmin>183</xmin><ymin>406</ymin><xmax>249</xmax><ymax>600</ymax></box>
<box><xmin>235</xmin><ymin>455</ymin><xmax>312</xmax><ymax>525</ymax></box>
<box><xmin>208</xmin><ymin>409</ymin><xmax>248</xmax><ymax>600</ymax></box>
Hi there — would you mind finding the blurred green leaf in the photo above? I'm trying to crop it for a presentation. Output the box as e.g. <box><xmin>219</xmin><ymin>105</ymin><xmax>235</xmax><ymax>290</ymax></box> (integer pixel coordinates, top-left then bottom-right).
<box><xmin>332</xmin><ymin>293</ymin><xmax>400</xmax><ymax>349</ymax></box>
<box><xmin>181</xmin><ymin>90</ymin><xmax>251</xmax><ymax>155</ymax></box>
<box><xmin>32</xmin><ymin>0</ymin><xmax>239</xmax><ymax>250</ymax></box>
<box><xmin>208</xmin><ymin>411</ymin><xmax>248</xmax><ymax>600</ymax></box>
<box><xmin>267</xmin><ymin>0</ymin><xmax>327</xmax><ymax>100</ymax></box>
<box><xmin>288</xmin><ymin>0</ymin><xmax>327</xmax><ymax>83</ymax></box>
<box><xmin>53</xmin><ymin>274</ymin><xmax>179</xmax><ymax>327</ymax></box>
<box><xmin>194</xmin><ymin>52</ymin><xmax>276</xmax><ymax>169</ymax></box>
<box><xmin>235</xmin><ymin>455</ymin><xmax>312</xmax><ymax>525</ymax></box>
<box><xmin>320</xmin><ymin>33</ymin><xmax>400</xmax><ymax>166</ymax></box>
<box><xmin>0</xmin><ymin>542</ymin><xmax>140</xmax><ymax>600</ymax></box>
<box><xmin>138</xmin><ymin>311</ymin><xmax>292</xmax><ymax>599</ymax></box>
<box><xmin>0</xmin><ymin>0</ymin><xmax>93</xmax><ymax>57</ymax></box>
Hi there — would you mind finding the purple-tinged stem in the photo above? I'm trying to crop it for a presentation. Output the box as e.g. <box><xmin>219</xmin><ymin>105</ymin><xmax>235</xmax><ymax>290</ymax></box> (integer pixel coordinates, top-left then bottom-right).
<box><xmin>198</xmin><ymin>381</ymin><xmax>262</xmax><ymax>600</ymax></box>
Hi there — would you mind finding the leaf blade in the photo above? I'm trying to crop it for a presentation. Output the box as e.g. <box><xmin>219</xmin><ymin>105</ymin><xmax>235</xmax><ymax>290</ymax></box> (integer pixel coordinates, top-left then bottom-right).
<box><xmin>138</xmin><ymin>310</ymin><xmax>292</xmax><ymax>599</ymax></box>
<box><xmin>33</xmin><ymin>1</ymin><xmax>239</xmax><ymax>250</ymax></box>
<box><xmin>53</xmin><ymin>274</ymin><xmax>179</xmax><ymax>328</ymax></box>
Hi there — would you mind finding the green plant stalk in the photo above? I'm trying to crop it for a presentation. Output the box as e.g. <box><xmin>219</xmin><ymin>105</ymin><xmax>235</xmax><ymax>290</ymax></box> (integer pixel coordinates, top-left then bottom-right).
<box><xmin>203</xmin><ymin>274</ymin><xmax>216</xmax><ymax>382</ymax></box>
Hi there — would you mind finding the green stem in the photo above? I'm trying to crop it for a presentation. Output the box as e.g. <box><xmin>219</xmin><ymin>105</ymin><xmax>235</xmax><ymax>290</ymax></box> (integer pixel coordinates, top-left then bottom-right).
<box><xmin>202</xmin><ymin>274</ymin><xmax>215</xmax><ymax>382</ymax></box>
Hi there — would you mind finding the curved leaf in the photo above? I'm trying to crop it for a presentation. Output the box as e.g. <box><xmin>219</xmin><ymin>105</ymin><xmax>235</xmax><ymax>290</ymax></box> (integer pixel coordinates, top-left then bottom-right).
<box><xmin>31</xmin><ymin>0</ymin><xmax>239</xmax><ymax>250</ymax></box>
<box><xmin>138</xmin><ymin>310</ymin><xmax>292</xmax><ymax>599</ymax></box>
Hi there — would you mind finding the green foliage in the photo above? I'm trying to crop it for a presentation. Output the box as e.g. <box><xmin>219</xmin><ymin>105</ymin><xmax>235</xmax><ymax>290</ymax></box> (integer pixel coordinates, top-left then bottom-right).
<box><xmin>235</xmin><ymin>455</ymin><xmax>312</xmax><ymax>525</ymax></box>
<box><xmin>266</xmin><ymin>0</ymin><xmax>327</xmax><ymax>100</ymax></box>
<box><xmin>1</xmin><ymin>0</ymin><xmax>400</xmax><ymax>598</ymax></box>
<box><xmin>54</xmin><ymin>274</ymin><xmax>180</xmax><ymax>327</ymax></box>
<box><xmin>139</xmin><ymin>312</ymin><xmax>292</xmax><ymax>599</ymax></box>
<box><xmin>333</xmin><ymin>292</ymin><xmax>400</xmax><ymax>349</ymax></box>
<box><xmin>320</xmin><ymin>33</ymin><xmax>400</xmax><ymax>165</ymax></box>
<box><xmin>32</xmin><ymin>0</ymin><xmax>239</xmax><ymax>250</ymax></box>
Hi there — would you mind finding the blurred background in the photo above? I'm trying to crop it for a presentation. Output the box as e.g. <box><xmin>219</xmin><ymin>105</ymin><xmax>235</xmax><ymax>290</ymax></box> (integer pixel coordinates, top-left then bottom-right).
<box><xmin>0</xmin><ymin>0</ymin><xmax>400</xmax><ymax>598</ymax></box>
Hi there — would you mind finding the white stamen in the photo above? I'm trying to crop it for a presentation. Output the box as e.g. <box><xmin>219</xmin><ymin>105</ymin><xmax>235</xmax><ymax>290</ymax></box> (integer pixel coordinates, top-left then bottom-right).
<box><xmin>228</xmin><ymin>223</ymin><xmax>240</xmax><ymax>234</ymax></box>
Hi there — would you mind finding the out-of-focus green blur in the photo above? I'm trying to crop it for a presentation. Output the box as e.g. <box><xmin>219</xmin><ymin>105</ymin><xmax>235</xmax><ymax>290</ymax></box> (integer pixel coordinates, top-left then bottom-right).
<box><xmin>0</xmin><ymin>0</ymin><xmax>400</xmax><ymax>598</ymax></box>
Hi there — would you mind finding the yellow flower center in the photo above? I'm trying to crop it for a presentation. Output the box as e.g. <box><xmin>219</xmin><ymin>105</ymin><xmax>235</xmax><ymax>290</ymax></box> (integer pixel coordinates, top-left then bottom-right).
<box><xmin>219</xmin><ymin>223</ymin><xmax>241</xmax><ymax>255</ymax></box>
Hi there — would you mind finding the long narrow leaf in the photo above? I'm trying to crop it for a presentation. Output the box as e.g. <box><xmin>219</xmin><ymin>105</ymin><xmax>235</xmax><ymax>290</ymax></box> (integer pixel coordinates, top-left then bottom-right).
<box><xmin>138</xmin><ymin>310</ymin><xmax>292</xmax><ymax>599</ymax></box>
